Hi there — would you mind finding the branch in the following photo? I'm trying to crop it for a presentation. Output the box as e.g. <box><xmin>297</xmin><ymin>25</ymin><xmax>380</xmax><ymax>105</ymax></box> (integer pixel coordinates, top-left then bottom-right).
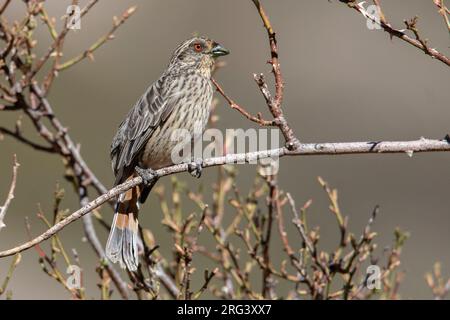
<box><xmin>214</xmin><ymin>0</ymin><xmax>301</xmax><ymax>149</ymax></box>
<box><xmin>0</xmin><ymin>0</ymin><xmax>133</xmax><ymax>299</ymax></box>
<box><xmin>211</xmin><ymin>78</ymin><xmax>275</xmax><ymax>126</ymax></box>
<box><xmin>0</xmin><ymin>154</ymin><xmax>20</xmax><ymax>231</ymax></box>
<box><xmin>337</xmin><ymin>0</ymin><xmax>450</xmax><ymax>67</ymax></box>
<box><xmin>0</xmin><ymin>0</ymin><xmax>11</xmax><ymax>16</ymax></box>
<box><xmin>25</xmin><ymin>0</ymin><xmax>100</xmax><ymax>84</ymax></box>
<box><xmin>252</xmin><ymin>0</ymin><xmax>300</xmax><ymax>149</ymax></box>
<box><xmin>0</xmin><ymin>253</ymin><xmax>21</xmax><ymax>297</ymax></box>
<box><xmin>0</xmin><ymin>126</ymin><xmax>56</xmax><ymax>153</ymax></box>
<box><xmin>0</xmin><ymin>105</ymin><xmax>19</xmax><ymax>111</ymax></box>
<box><xmin>286</xmin><ymin>193</ymin><xmax>315</xmax><ymax>255</ymax></box>
<box><xmin>433</xmin><ymin>0</ymin><xmax>450</xmax><ymax>35</ymax></box>
<box><xmin>28</xmin><ymin>83</ymin><xmax>110</xmax><ymax>197</ymax></box>
<box><xmin>0</xmin><ymin>137</ymin><xmax>449</xmax><ymax>258</ymax></box>
<box><xmin>57</xmin><ymin>6</ymin><xmax>137</xmax><ymax>71</ymax></box>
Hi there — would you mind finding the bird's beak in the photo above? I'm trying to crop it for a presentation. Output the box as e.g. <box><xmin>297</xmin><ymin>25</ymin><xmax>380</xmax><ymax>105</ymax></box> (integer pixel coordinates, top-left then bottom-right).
<box><xmin>211</xmin><ymin>44</ymin><xmax>230</xmax><ymax>57</ymax></box>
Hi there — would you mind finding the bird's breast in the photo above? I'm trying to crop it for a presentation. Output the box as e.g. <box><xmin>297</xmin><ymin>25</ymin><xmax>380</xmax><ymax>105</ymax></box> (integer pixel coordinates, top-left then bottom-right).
<box><xmin>140</xmin><ymin>77</ymin><xmax>213</xmax><ymax>169</ymax></box>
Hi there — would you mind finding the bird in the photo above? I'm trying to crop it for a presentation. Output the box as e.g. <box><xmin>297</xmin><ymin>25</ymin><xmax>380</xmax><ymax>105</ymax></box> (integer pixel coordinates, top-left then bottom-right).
<box><xmin>106</xmin><ymin>37</ymin><xmax>230</xmax><ymax>271</ymax></box>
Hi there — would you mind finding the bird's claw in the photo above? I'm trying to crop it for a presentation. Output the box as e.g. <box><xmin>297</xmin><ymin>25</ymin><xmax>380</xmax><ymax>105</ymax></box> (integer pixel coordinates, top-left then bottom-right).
<box><xmin>135</xmin><ymin>166</ymin><xmax>158</xmax><ymax>186</ymax></box>
<box><xmin>188</xmin><ymin>159</ymin><xmax>203</xmax><ymax>179</ymax></box>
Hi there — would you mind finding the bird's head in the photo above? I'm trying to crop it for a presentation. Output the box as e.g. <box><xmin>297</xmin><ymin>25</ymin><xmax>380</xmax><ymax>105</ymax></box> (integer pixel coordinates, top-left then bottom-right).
<box><xmin>168</xmin><ymin>37</ymin><xmax>230</xmax><ymax>77</ymax></box>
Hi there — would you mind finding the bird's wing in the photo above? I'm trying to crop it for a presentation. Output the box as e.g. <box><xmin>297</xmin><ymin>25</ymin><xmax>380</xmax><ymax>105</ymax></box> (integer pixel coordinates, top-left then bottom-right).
<box><xmin>111</xmin><ymin>74</ymin><xmax>175</xmax><ymax>185</ymax></box>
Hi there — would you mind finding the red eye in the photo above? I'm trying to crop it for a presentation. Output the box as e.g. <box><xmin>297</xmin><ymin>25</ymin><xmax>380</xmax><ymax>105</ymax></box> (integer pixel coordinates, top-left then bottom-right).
<box><xmin>194</xmin><ymin>43</ymin><xmax>203</xmax><ymax>52</ymax></box>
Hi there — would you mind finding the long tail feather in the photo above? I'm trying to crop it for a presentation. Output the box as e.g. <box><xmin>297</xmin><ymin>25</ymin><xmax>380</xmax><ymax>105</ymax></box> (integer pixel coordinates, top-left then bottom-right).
<box><xmin>106</xmin><ymin>183</ymin><xmax>141</xmax><ymax>271</ymax></box>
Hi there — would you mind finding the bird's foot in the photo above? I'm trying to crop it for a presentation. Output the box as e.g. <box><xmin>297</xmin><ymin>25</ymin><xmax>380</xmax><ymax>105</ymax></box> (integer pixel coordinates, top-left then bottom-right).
<box><xmin>188</xmin><ymin>158</ymin><xmax>203</xmax><ymax>179</ymax></box>
<box><xmin>135</xmin><ymin>166</ymin><xmax>158</xmax><ymax>186</ymax></box>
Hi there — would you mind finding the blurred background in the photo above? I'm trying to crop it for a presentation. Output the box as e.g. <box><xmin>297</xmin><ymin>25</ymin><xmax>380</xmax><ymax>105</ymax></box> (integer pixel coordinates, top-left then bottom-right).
<box><xmin>0</xmin><ymin>0</ymin><xmax>449</xmax><ymax>299</ymax></box>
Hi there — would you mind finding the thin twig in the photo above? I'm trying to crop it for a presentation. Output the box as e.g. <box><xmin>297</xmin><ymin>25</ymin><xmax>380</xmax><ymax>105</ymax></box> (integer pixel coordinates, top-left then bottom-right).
<box><xmin>262</xmin><ymin>175</ymin><xmax>276</xmax><ymax>298</ymax></box>
<box><xmin>0</xmin><ymin>126</ymin><xmax>56</xmax><ymax>153</ymax></box>
<box><xmin>0</xmin><ymin>253</ymin><xmax>21</xmax><ymax>296</ymax></box>
<box><xmin>252</xmin><ymin>0</ymin><xmax>300</xmax><ymax>149</ymax></box>
<box><xmin>0</xmin><ymin>0</ymin><xmax>133</xmax><ymax>299</ymax></box>
<box><xmin>25</xmin><ymin>0</ymin><xmax>100</xmax><ymax>84</ymax></box>
<box><xmin>0</xmin><ymin>0</ymin><xmax>11</xmax><ymax>16</ymax></box>
<box><xmin>433</xmin><ymin>0</ymin><xmax>450</xmax><ymax>35</ymax></box>
<box><xmin>0</xmin><ymin>155</ymin><xmax>20</xmax><ymax>231</ymax></box>
<box><xmin>78</xmin><ymin>187</ymin><xmax>130</xmax><ymax>300</ymax></box>
<box><xmin>286</xmin><ymin>193</ymin><xmax>315</xmax><ymax>255</ymax></box>
<box><xmin>212</xmin><ymin>78</ymin><xmax>275</xmax><ymax>126</ymax></box>
<box><xmin>337</xmin><ymin>0</ymin><xmax>450</xmax><ymax>67</ymax></box>
<box><xmin>57</xmin><ymin>6</ymin><xmax>137</xmax><ymax>71</ymax></box>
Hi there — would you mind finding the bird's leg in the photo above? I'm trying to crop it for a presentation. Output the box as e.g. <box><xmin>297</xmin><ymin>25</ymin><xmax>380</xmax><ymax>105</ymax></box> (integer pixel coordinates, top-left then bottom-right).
<box><xmin>135</xmin><ymin>166</ymin><xmax>158</xmax><ymax>186</ymax></box>
<box><xmin>188</xmin><ymin>158</ymin><xmax>203</xmax><ymax>179</ymax></box>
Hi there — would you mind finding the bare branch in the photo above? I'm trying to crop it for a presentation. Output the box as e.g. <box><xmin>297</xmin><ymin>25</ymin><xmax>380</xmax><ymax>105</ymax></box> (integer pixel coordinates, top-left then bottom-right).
<box><xmin>212</xmin><ymin>78</ymin><xmax>275</xmax><ymax>126</ymax></box>
<box><xmin>0</xmin><ymin>126</ymin><xmax>55</xmax><ymax>153</ymax></box>
<box><xmin>0</xmin><ymin>0</ymin><xmax>137</xmax><ymax>299</ymax></box>
<box><xmin>0</xmin><ymin>2</ymin><xmax>136</xmax><ymax>297</ymax></box>
<box><xmin>0</xmin><ymin>105</ymin><xmax>20</xmax><ymax>111</ymax></box>
<box><xmin>252</xmin><ymin>0</ymin><xmax>301</xmax><ymax>149</ymax></box>
<box><xmin>57</xmin><ymin>6</ymin><xmax>137</xmax><ymax>71</ymax></box>
<box><xmin>433</xmin><ymin>0</ymin><xmax>450</xmax><ymax>35</ymax></box>
<box><xmin>0</xmin><ymin>0</ymin><xmax>11</xmax><ymax>16</ymax></box>
<box><xmin>0</xmin><ymin>253</ymin><xmax>21</xmax><ymax>296</ymax></box>
<box><xmin>0</xmin><ymin>137</ymin><xmax>449</xmax><ymax>258</ymax></box>
<box><xmin>337</xmin><ymin>0</ymin><xmax>450</xmax><ymax>67</ymax></box>
<box><xmin>286</xmin><ymin>193</ymin><xmax>315</xmax><ymax>255</ymax></box>
<box><xmin>404</xmin><ymin>16</ymin><xmax>432</xmax><ymax>56</ymax></box>
<box><xmin>0</xmin><ymin>154</ymin><xmax>20</xmax><ymax>231</ymax></box>
<box><xmin>25</xmin><ymin>0</ymin><xmax>100</xmax><ymax>84</ymax></box>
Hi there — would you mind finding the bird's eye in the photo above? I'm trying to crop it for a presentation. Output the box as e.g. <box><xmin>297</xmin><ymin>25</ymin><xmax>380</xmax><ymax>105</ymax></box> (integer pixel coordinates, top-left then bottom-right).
<box><xmin>193</xmin><ymin>43</ymin><xmax>203</xmax><ymax>52</ymax></box>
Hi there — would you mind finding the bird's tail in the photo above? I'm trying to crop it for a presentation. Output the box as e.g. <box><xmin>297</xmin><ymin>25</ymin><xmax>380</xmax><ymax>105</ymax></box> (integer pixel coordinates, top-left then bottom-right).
<box><xmin>106</xmin><ymin>181</ymin><xmax>141</xmax><ymax>271</ymax></box>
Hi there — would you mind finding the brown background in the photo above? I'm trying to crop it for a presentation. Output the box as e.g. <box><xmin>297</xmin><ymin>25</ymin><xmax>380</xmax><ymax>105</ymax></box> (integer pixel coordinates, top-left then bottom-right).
<box><xmin>1</xmin><ymin>0</ymin><xmax>449</xmax><ymax>299</ymax></box>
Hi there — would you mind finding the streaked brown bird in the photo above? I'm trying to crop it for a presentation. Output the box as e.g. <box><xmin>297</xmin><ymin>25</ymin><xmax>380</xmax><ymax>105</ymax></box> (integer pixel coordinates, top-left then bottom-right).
<box><xmin>106</xmin><ymin>37</ymin><xmax>229</xmax><ymax>271</ymax></box>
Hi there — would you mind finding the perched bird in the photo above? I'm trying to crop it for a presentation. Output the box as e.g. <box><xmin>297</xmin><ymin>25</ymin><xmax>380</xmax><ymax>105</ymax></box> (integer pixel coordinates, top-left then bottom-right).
<box><xmin>106</xmin><ymin>37</ymin><xmax>229</xmax><ymax>271</ymax></box>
